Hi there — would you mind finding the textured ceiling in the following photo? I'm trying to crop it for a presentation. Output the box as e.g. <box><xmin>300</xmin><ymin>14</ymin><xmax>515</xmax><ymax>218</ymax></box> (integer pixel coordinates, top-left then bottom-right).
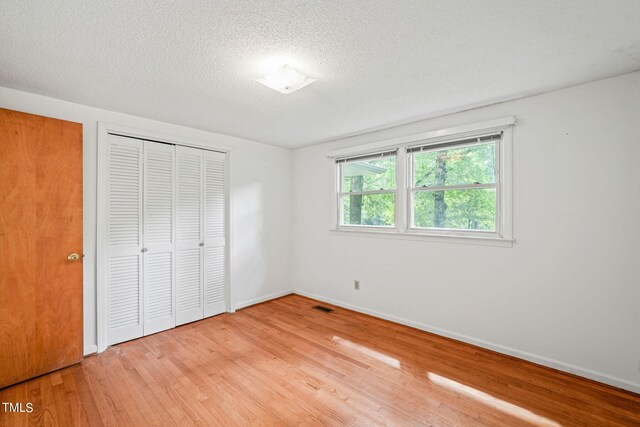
<box><xmin>1</xmin><ymin>1</ymin><xmax>640</xmax><ymax>148</ymax></box>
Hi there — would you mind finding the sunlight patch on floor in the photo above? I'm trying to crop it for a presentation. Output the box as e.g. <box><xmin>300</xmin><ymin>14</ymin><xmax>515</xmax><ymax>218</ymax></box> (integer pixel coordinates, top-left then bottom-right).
<box><xmin>427</xmin><ymin>372</ymin><xmax>561</xmax><ymax>427</ymax></box>
<box><xmin>332</xmin><ymin>336</ymin><xmax>401</xmax><ymax>369</ymax></box>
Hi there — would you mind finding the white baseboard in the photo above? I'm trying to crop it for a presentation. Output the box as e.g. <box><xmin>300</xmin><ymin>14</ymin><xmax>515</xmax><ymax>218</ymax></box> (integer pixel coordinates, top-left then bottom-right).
<box><xmin>84</xmin><ymin>344</ymin><xmax>98</xmax><ymax>356</ymax></box>
<box><xmin>235</xmin><ymin>289</ymin><xmax>294</xmax><ymax>310</ymax></box>
<box><xmin>293</xmin><ymin>289</ymin><xmax>640</xmax><ymax>395</ymax></box>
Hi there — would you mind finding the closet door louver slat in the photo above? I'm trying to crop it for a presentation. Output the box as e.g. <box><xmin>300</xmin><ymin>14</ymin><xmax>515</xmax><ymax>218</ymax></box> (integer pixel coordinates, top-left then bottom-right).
<box><xmin>203</xmin><ymin>151</ymin><xmax>226</xmax><ymax>317</ymax></box>
<box><xmin>143</xmin><ymin>142</ymin><xmax>176</xmax><ymax>335</ymax></box>
<box><xmin>176</xmin><ymin>146</ymin><xmax>205</xmax><ymax>326</ymax></box>
<box><xmin>106</xmin><ymin>135</ymin><xmax>144</xmax><ymax>345</ymax></box>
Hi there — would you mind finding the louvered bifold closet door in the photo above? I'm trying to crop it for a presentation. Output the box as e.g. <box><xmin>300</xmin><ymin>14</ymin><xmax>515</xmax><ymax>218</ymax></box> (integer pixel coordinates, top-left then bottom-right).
<box><xmin>176</xmin><ymin>146</ymin><xmax>205</xmax><ymax>325</ymax></box>
<box><xmin>203</xmin><ymin>150</ymin><xmax>226</xmax><ymax>317</ymax></box>
<box><xmin>143</xmin><ymin>141</ymin><xmax>176</xmax><ymax>335</ymax></box>
<box><xmin>106</xmin><ymin>135</ymin><xmax>144</xmax><ymax>345</ymax></box>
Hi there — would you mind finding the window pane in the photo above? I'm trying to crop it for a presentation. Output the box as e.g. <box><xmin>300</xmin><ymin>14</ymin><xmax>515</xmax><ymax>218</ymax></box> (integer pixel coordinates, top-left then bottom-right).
<box><xmin>413</xmin><ymin>188</ymin><xmax>496</xmax><ymax>231</ymax></box>
<box><xmin>413</xmin><ymin>143</ymin><xmax>495</xmax><ymax>187</ymax></box>
<box><xmin>342</xmin><ymin>156</ymin><xmax>396</xmax><ymax>192</ymax></box>
<box><xmin>342</xmin><ymin>193</ymin><xmax>395</xmax><ymax>226</ymax></box>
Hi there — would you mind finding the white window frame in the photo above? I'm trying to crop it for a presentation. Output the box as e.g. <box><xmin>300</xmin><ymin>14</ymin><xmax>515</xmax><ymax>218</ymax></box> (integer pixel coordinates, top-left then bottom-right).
<box><xmin>336</xmin><ymin>150</ymin><xmax>399</xmax><ymax>231</ymax></box>
<box><xmin>407</xmin><ymin>134</ymin><xmax>501</xmax><ymax>239</ymax></box>
<box><xmin>329</xmin><ymin>117</ymin><xmax>514</xmax><ymax>247</ymax></box>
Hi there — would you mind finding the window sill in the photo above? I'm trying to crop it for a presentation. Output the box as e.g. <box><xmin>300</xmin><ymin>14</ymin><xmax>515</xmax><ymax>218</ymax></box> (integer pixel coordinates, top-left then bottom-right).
<box><xmin>329</xmin><ymin>228</ymin><xmax>514</xmax><ymax>247</ymax></box>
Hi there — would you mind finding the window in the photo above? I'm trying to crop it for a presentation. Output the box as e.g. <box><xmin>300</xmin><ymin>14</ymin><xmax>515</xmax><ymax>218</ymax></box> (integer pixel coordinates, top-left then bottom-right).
<box><xmin>408</xmin><ymin>134</ymin><xmax>499</xmax><ymax>233</ymax></box>
<box><xmin>337</xmin><ymin>150</ymin><xmax>396</xmax><ymax>227</ymax></box>
<box><xmin>332</xmin><ymin>117</ymin><xmax>513</xmax><ymax>244</ymax></box>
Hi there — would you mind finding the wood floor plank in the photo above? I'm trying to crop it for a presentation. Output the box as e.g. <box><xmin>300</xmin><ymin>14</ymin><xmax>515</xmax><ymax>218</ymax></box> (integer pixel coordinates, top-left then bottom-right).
<box><xmin>1</xmin><ymin>294</ymin><xmax>639</xmax><ymax>426</ymax></box>
<box><xmin>239</xmin><ymin>301</ymin><xmax>519</xmax><ymax>426</ymax></box>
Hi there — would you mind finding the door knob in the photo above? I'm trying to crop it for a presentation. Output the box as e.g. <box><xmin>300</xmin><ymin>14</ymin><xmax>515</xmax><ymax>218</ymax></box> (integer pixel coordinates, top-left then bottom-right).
<box><xmin>67</xmin><ymin>253</ymin><xmax>80</xmax><ymax>262</ymax></box>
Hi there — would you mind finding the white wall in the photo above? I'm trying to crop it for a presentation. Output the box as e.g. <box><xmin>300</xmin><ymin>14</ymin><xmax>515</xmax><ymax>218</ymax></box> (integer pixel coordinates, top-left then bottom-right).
<box><xmin>0</xmin><ymin>86</ymin><xmax>293</xmax><ymax>355</ymax></box>
<box><xmin>291</xmin><ymin>71</ymin><xmax>640</xmax><ymax>393</ymax></box>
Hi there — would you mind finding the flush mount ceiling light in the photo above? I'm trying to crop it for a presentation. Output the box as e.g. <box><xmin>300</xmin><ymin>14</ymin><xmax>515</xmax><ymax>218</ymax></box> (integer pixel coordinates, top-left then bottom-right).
<box><xmin>256</xmin><ymin>64</ymin><xmax>315</xmax><ymax>94</ymax></box>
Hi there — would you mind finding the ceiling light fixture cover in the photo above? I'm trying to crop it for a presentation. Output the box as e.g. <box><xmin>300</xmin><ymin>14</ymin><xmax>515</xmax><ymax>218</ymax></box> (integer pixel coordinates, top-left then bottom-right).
<box><xmin>257</xmin><ymin>64</ymin><xmax>315</xmax><ymax>94</ymax></box>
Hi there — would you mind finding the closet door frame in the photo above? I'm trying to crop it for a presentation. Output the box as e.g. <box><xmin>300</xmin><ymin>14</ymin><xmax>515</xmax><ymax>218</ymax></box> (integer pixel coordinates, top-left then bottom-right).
<box><xmin>97</xmin><ymin>122</ymin><xmax>232</xmax><ymax>353</ymax></box>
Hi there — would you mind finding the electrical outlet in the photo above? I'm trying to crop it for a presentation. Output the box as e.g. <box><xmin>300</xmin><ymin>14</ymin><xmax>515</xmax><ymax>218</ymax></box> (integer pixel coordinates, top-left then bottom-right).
<box><xmin>354</xmin><ymin>280</ymin><xmax>360</xmax><ymax>290</ymax></box>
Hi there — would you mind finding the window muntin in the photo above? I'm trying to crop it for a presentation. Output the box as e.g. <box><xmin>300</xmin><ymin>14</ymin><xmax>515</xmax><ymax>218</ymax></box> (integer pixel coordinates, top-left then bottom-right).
<box><xmin>337</xmin><ymin>152</ymin><xmax>396</xmax><ymax>227</ymax></box>
<box><xmin>409</xmin><ymin>136</ymin><xmax>499</xmax><ymax>233</ymax></box>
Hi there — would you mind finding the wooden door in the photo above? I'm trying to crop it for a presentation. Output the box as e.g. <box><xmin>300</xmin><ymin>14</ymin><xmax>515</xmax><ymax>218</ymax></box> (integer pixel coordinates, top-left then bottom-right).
<box><xmin>0</xmin><ymin>108</ymin><xmax>83</xmax><ymax>388</ymax></box>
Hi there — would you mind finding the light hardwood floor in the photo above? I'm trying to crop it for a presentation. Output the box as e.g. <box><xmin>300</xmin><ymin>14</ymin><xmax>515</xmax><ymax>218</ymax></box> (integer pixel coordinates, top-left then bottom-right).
<box><xmin>1</xmin><ymin>295</ymin><xmax>639</xmax><ymax>426</ymax></box>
